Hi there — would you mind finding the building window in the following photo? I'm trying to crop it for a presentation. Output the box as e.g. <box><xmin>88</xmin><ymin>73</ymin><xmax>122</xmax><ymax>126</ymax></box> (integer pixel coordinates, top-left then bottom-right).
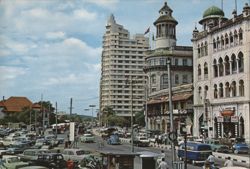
<box><xmin>183</xmin><ymin>59</ymin><xmax>188</xmax><ymax>66</ymax></box>
<box><xmin>204</xmin><ymin>62</ymin><xmax>208</xmax><ymax>79</ymax></box>
<box><xmin>238</xmin><ymin>52</ymin><xmax>244</xmax><ymax>72</ymax></box>
<box><xmin>151</xmin><ymin>74</ymin><xmax>156</xmax><ymax>84</ymax></box>
<box><xmin>213</xmin><ymin>59</ymin><xmax>218</xmax><ymax>77</ymax></box>
<box><xmin>175</xmin><ymin>58</ymin><xmax>179</xmax><ymax>65</ymax></box>
<box><xmin>175</xmin><ymin>74</ymin><xmax>179</xmax><ymax>84</ymax></box>
<box><xmin>225</xmin><ymin>82</ymin><xmax>230</xmax><ymax>97</ymax></box>
<box><xmin>219</xmin><ymin>83</ymin><xmax>224</xmax><ymax>98</ymax></box>
<box><xmin>219</xmin><ymin>58</ymin><xmax>224</xmax><ymax>76</ymax></box>
<box><xmin>231</xmin><ymin>81</ymin><xmax>237</xmax><ymax>97</ymax></box>
<box><xmin>182</xmin><ymin>74</ymin><xmax>188</xmax><ymax>84</ymax></box>
<box><xmin>160</xmin><ymin>74</ymin><xmax>168</xmax><ymax>89</ymax></box>
<box><xmin>198</xmin><ymin>64</ymin><xmax>201</xmax><ymax>80</ymax></box>
<box><xmin>214</xmin><ymin>84</ymin><xmax>218</xmax><ymax>98</ymax></box>
<box><xmin>225</xmin><ymin>56</ymin><xmax>230</xmax><ymax>75</ymax></box>
<box><xmin>231</xmin><ymin>54</ymin><xmax>237</xmax><ymax>74</ymax></box>
<box><xmin>239</xmin><ymin>80</ymin><xmax>244</xmax><ymax>96</ymax></box>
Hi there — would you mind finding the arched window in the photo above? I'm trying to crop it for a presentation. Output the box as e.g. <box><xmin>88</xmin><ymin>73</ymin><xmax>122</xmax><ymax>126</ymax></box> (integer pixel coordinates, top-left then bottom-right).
<box><xmin>198</xmin><ymin>86</ymin><xmax>202</xmax><ymax>100</ymax></box>
<box><xmin>160</xmin><ymin>74</ymin><xmax>168</xmax><ymax>89</ymax></box>
<box><xmin>204</xmin><ymin>85</ymin><xmax>209</xmax><ymax>99</ymax></box>
<box><xmin>205</xmin><ymin>41</ymin><xmax>208</xmax><ymax>56</ymax></box>
<box><xmin>234</xmin><ymin>30</ymin><xmax>238</xmax><ymax>45</ymax></box>
<box><xmin>231</xmin><ymin>54</ymin><xmax>237</xmax><ymax>74</ymax></box>
<box><xmin>213</xmin><ymin>38</ymin><xmax>216</xmax><ymax>50</ymax></box>
<box><xmin>225</xmin><ymin>82</ymin><xmax>230</xmax><ymax>97</ymax></box>
<box><xmin>175</xmin><ymin>74</ymin><xmax>179</xmax><ymax>84</ymax></box>
<box><xmin>204</xmin><ymin>62</ymin><xmax>208</xmax><ymax>79</ymax></box>
<box><xmin>231</xmin><ymin>81</ymin><xmax>237</xmax><ymax>97</ymax></box>
<box><xmin>238</xmin><ymin>52</ymin><xmax>244</xmax><ymax>72</ymax></box>
<box><xmin>198</xmin><ymin>64</ymin><xmax>201</xmax><ymax>79</ymax></box>
<box><xmin>219</xmin><ymin>58</ymin><xmax>224</xmax><ymax>76</ymax></box>
<box><xmin>239</xmin><ymin>28</ymin><xmax>243</xmax><ymax>43</ymax></box>
<box><xmin>239</xmin><ymin>80</ymin><xmax>244</xmax><ymax>96</ymax></box>
<box><xmin>214</xmin><ymin>84</ymin><xmax>218</xmax><ymax>98</ymax></box>
<box><xmin>213</xmin><ymin>59</ymin><xmax>218</xmax><ymax>77</ymax></box>
<box><xmin>225</xmin><ymin>33</ymin><xmax>229</xmax><ymax>47</ymax></box>
<box><xmin>151</xmin><ymin>74</ymin><xmax>156</xmax><ymax>84</ymax></box>
<box><xmin>201</xmin><ymin>43</ymin><xmax>204</xmax><ymax>56</ymax></box>
<box><xmin>217</xmin><ymin>36</ymin><xmax>220</xmax><ymax>50</ymax></box>
<box><xmin>198</xmin><ymin>44</ymin><xmax>201</xmax><ymax>58</ymax></box>
<box><xmin>225</xmin><ymin>56</ymin><xmax>230</xmax><ymax>75</ymax></box>
<box><xmin>221</xmin><ymin>35</ymin><xmax>224</xmax><ymax>49</ymax></box>
<box><xmin>219</xmin><ymin>83</ymin><xmax>224</xmax><ymax>98</ymax></box>
<box><xmin>229</xmin><ymin>32</ymin><xmax>233</xmax><ymax>45</ymax></box>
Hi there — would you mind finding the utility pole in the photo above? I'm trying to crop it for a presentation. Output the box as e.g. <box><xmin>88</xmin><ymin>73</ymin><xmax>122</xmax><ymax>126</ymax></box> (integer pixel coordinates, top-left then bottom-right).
<box><xmin>55</xmin><ymin>102</ymin><xmax>58</xmax><ymax>139</ymax></box>
<box><xmin>145</xmin><ymin>82</ymin><xmax>148</xmax><ymax>132</ymax></box>
<box><xmin>89</xmin><ymin>105</ymin><xmax>96</xmax><ymax>130</ymax></box>
<box><xmin>70</xmin><ymin>98</ymin><xmax>73</xmax><ymax>116</ymax></box>
<box><xmin>167</xmin><ymin>59</ymin><xmax>176</xmax><ymax>166</ymax></box>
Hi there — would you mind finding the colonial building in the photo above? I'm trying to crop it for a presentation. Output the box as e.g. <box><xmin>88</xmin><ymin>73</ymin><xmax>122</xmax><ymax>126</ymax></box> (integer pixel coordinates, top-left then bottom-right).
<box><xmin>100</xmin><ymin>14</ymin><xmax>149</xmax><ymax>117</ymax></box>
<box><xmin>192</xmin><ymin>4</ymin><xmax>250</xmax><ymax>143</ymax></box>
<box><xmin>144</xmin><ymin>2</ymin><xmax>193</xmax><ymax>134</ymax></box>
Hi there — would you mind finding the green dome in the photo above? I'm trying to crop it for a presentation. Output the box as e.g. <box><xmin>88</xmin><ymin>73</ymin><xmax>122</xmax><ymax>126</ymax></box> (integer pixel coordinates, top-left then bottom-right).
<box><xmin>203</xmin><ymin>6</ymin><xmax>224</xmax><ymax>18</ymax></box>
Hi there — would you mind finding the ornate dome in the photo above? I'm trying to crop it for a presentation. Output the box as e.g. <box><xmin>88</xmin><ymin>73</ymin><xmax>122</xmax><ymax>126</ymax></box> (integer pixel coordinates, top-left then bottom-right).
<box><xmin>203</xmin><ymin>6</ymin><xmax>224</xmax><ymax>18</ymax></box>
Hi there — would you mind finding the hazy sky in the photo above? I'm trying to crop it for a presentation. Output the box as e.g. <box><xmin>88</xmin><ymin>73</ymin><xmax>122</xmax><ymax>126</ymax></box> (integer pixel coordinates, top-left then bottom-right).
<box><xmin>0</xmin><ymin>0</ymin><xmax>246</xmax><ymax>116</ymax></box>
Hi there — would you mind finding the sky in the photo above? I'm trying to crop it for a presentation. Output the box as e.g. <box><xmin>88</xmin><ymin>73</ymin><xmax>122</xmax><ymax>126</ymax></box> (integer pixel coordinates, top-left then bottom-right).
<box><xmin>0</xmin><ymin>0</ymin><xmax>246</xmax><ymax>117</ymax></box>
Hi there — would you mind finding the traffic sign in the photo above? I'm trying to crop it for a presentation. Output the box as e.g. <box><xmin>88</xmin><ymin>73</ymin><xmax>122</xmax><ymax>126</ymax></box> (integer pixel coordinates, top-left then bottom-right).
<box><xmin>168</xmin><ymin>132</ymin><xmax>177</xmax><ymax>142</ymax></box>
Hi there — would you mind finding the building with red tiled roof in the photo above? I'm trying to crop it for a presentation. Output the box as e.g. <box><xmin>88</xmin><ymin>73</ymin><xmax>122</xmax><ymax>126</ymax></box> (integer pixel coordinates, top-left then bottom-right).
<box><xmin>1</xmin><ymin>97</ymin><xmax>33</xmax><ymax>113</ymax></box>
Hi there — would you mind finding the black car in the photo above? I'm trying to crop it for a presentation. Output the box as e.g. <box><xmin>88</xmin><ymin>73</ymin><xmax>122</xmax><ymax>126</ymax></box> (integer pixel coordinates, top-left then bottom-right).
<box><xmin>35</xmin><ymin>153</ymin><xmax>66</xmax><ymax>169</ymax></box>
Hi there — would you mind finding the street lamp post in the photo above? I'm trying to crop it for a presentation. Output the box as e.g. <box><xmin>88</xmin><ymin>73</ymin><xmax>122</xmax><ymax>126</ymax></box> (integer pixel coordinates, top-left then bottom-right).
<box><xmin>89</xmin><ymin>105</ymin><xmax>96</xmax><ymax>130</ymax></box>
<box><xmin>126</xmin><ymin>76</ymin><xmax>135</xmax><ymax>153</ymax></box>
<box><xmin>167</xmin><ymin>59</ymin><xmax>176</xmax><ymax>166</ymax></box>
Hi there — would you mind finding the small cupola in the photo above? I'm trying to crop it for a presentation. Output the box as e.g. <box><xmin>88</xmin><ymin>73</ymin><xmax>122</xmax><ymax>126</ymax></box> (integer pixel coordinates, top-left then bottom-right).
<box><xmin>153</xmin><ymin>1</ymin><xmax>178</xmax><ymax>49</ymax></box>
<box><xmin>243</xmin><ymin>3</ymin><xmax>250</xmax><ymax>17</ymax></box>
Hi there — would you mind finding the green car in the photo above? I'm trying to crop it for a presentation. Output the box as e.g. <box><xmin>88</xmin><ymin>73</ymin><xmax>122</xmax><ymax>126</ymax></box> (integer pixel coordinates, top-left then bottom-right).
<box><xmin>2</xmin><ymin>155</ymin><xmax>29</xmax><ymax>169</ymax></box>
<box><xmin>80</xmin><ymin>133</ymin><xmax>95</xmax><ymax>143</ymax></box>
<box><xmin>204</xmin><ymin>139</ymin><xmax>230</xmax><ymax>152</ymax></box>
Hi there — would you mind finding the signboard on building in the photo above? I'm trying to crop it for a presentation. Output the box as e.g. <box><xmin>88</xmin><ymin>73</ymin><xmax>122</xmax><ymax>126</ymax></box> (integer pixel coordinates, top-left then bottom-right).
<box><xmin>231</xmin><ymin>116</ymin><xmax>239</xmax><ymax>123</ymax></box>
<box><xmin>217</xmin><ymin>116</ymin><xmax>224</xmax><ymax>122</ymax></box>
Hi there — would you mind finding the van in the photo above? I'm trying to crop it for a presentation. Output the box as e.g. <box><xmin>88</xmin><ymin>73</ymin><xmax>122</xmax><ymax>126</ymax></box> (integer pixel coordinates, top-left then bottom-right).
<box><xmin>177</xmin><ymin>141</ymin><xmax>212</xmax><ymax>165</ymax></box>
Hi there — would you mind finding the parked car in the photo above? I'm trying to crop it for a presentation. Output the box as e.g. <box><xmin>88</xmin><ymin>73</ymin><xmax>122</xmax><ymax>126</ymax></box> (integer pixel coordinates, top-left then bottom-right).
<box><xmin>34</xmin><ymin>153</ymin><xmax>66</xmax><ymax>169</ymax></box>
<box><xmin>133</xmin><ymin>137</ymin><xmax>150</xmax><ymax>147</ymax></box>
<box><xmin>177</xmin><ymin>141</ymin><xmax>212</xmax><ymax>165</ymax></box>
<box><xmin>2</xmin><ymin>155</ymin><xmax>29</xmax><ymax>169</ymax></box>
<box><xmin>18</xmin><ymin>149</ymin><xmax>51</xmax><ymax>162</ymax></box>
<box><xmin>232</xmin><ymin>142</ymin><xmax>249</xmax><ymax>154</ymax></box>
<box><xmin>0</xmin><ymin>146</ymin><xmax>10</xmax><ymax>155</ymax></box>
<box><xmin>107</xmin><ymin>134</ymin><xmax>121</xmax><ymax>145</ymax></box>
<box><xmin>6</xmin><ymin>142</ymin><xmax>30</xmax><ymax>154</ymax></box>
<box><xmin>80</xmin><ymin>133</ymin><xmax>95</xmax><ymax>143</ymax></box>
<box><xmin>204</xmin><ymin>139</ymin><xmax>230</xmax><ymax>153</ymax></box>
<box><xmin>62</xmin><ymin>148</ymin><xmax>91</xmax><ymax>161</ymax></box>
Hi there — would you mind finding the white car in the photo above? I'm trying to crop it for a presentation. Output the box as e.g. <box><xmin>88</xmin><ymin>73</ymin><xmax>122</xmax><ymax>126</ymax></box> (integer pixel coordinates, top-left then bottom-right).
<box><xmin>62</xmin><ymin>148</ymin><xmax>91</xmax><ymax>161</ymax></box>
<box><xmin>2</xmin><ymin>155</ymin><xmax>29</xmax><ymax>169</ymax></box>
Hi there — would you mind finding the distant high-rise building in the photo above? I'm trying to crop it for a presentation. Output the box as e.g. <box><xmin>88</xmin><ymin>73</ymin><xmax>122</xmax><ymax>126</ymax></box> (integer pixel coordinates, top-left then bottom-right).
<box><xmin>99</xmin><ymin>14</ymin><xmax>149</xmax><ymax>118</ymax></box>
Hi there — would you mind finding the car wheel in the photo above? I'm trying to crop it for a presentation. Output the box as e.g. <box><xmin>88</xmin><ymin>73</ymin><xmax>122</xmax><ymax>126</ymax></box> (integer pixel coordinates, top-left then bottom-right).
<box><xmin>234</xmin><ymin>149</ymin><xmax>239</xmax><ymax>154</ymax></box>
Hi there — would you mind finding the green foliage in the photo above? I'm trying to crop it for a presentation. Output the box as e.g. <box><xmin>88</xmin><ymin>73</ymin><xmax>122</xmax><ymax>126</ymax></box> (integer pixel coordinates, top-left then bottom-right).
<box><xmin>135</xmin><ymin>110</ymin><xmax>145</xmax><ymax>127</ymax></box>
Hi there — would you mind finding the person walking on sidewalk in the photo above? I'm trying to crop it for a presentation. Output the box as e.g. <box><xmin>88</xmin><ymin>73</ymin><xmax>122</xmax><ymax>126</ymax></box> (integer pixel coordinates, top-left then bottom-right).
<box><xmin>158</xmin><ymin>158</ymin><xmax>169</xmax><ymax>169</ymax></box>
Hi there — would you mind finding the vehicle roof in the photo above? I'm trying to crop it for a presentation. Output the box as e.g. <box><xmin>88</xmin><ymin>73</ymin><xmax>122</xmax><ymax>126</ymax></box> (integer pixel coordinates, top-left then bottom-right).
<box><xmin>182</xmin><ymin>141</ymin><xmax>211</xmax><ymax>146</ymax></box>
<box><xmin>2</xmin><ymin>155</ymin><xmax>18</xmax><ymax>159</ymax></box>
<box><xmin>19</xmin><ymin>166</ymin><xmax>49</xmax><ymax>169</ymax></box>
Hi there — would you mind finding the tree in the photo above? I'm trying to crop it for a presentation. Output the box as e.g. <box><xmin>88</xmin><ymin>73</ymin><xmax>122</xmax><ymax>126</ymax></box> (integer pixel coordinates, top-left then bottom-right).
<box><xmin>135</xmin><ymin>110</ymin><xmax>145</xmax><ymax>127</ymax></box>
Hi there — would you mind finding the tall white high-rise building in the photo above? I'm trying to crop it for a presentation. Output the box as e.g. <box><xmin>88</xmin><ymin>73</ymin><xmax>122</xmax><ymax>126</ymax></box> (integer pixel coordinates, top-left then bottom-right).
<box><xmin>100</xmin><ymin>14</ymin><xmax>149</xmax><ymax>118</ymax></box>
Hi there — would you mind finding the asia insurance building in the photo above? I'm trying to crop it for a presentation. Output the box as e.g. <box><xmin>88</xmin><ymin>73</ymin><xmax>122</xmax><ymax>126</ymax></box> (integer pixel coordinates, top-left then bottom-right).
<box><xmin>192</xmin><ymin>3</ymin><xmax>250</xmax><ymax>143</ymax></box>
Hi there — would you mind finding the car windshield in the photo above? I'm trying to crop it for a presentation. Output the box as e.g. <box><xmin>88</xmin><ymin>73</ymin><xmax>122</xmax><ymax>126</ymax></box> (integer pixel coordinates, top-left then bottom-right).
<box><xmin>76</xmin><ymin>150</ymin><xmax>90</xmax><ymax>155</ymax></box>
<box><xmin>84</xmin><ymin>134</ymin><xmax>92</xmax><ymax>137</ymax></box>
<box><xmin>197</xmin><ymin>145</ymin><xmax>212</xmax><ymax>151</ymax></box>
<box><xmin>8</xmin><ymin>157</ymin><xmax>20</xmax><ymax>163</ymax></box>
<box><xmin>140</xmin><ymin>137</ymin><xmax>147</xmax><ymax>140</ymax></box>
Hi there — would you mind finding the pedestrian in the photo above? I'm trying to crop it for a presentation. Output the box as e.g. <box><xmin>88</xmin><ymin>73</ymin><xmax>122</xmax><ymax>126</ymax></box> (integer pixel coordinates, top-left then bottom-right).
<box><xmin>207</xmin><ymin>154</ymin><xmax>215</xmax><ymax>167</ymax></box>
<box><xmin>160</xmin><ymin>150</ymin><xmax>165</xmax><ymax>158</ymax></box>
<box><xmin>224</xmin><ymin>157</ymin><xmax>233</xmax><ymax>167</ymax></box>
<box><xmin>202</xmin><ymin>160</ymin><xmax>211</xmax><ymax>169</ymax></box>
<box><xmin>66</xmin><ymin>158</ymin><xmax>74</xmax><ymax>169</ymax></box>
<box><xmin>158</xmin><ymin>158</ymin><xmax>169</xmax><ymax>169</ymax></box>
